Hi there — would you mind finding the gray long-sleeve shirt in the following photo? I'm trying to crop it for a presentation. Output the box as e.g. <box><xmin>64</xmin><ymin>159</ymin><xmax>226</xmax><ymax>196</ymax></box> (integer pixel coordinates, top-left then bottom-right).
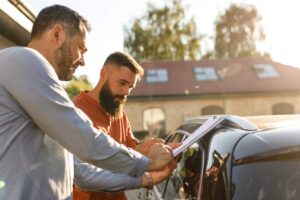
<box><xmin>0</xmin><ymin>47</ymin><xmax>148</xmax><ymax>199</ymax></box>
<box><xmin>74</xmin><ymin>157</ymin><xmax>142</xmax><ymax>192</ymax></box>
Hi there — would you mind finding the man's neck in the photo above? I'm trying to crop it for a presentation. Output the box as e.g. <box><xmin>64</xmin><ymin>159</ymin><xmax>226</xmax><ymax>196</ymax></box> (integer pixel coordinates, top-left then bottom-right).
<box><xmin>28</xmin><ymin>40</ymin><xmax>54</xmax><ymax>67</ymax></box>
<box><xmin>88</xmin><ymin>87</ymin><xmax>100</xmax><ymax>103</ymax></box>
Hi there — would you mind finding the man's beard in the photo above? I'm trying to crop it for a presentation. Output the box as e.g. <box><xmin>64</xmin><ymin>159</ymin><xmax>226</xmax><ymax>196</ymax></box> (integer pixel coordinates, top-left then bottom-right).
<box><xmin>99</xmin><ymin>81</ymin><xmax>126</xmax><ymax>118</ymax></box>
<box><xmin>54</xmin><ymin>40</ymin><xmax>73</xmax><ymax>80</ymax></box>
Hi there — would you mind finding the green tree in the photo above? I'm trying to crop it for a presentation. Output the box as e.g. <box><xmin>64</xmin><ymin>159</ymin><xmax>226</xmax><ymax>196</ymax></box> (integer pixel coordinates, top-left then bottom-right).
<box><xmin>124</xmin><ymin>0</ymin><xmax>201</xmax><ymax>61</ymax></box>
<box><xmin>64</xmin><ymin>75</ymin><xmax>93</xmax><ymax>99</ymax></box>
<box><xmin>213</xmin><ymin>4</ymin><xmax>266</xmax><ymax>59</ymax></box>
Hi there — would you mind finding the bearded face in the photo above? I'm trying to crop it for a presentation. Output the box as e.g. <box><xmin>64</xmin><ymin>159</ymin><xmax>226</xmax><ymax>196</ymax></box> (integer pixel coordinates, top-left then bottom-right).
<box><xmin>53</xmin><ymin>39</ymin><xmax>75</xmax><ymax>80</ymax></box>
<box><xmin>99</xmin><ymin>80</ymin><xmax>126</xmax><ymax>117</ymax></box>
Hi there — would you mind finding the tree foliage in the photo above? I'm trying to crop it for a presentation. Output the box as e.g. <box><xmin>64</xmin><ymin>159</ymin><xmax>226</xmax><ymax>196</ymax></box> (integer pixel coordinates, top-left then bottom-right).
<box><xmin>124</xmin><ymin>0</ymin><xmax>201</xmax><ymax>61</ymax></box>
<box><xmin>213</xmin><ymin>4</ymin><xmax>266</xmax><ymax>59</ymax></box>
<box><xmin>64</xmin><ymin>75</ymin><xmax>93</xmax><ymax>99</ymax></box>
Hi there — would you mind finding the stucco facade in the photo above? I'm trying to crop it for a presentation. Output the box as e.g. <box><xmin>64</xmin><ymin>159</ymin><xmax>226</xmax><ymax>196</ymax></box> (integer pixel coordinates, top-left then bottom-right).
<box><xmin>125</xmin><ymin>92</ymin><xmax>300</xmax><ymax>135</ymax></box>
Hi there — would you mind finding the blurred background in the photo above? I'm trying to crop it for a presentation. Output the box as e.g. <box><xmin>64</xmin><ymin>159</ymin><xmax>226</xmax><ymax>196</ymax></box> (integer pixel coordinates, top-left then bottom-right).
<box><xmin>1</xmin><ymin>0</ymin><xmax>300</xmax><ymax>139</ymax></box>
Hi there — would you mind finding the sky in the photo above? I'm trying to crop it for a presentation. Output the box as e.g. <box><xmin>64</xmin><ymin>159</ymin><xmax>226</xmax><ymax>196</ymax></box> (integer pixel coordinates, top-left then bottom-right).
<box><xmin>25</xmin><ymin>0</ymin><xmax>300</xmax><ymax>86</ymax></box>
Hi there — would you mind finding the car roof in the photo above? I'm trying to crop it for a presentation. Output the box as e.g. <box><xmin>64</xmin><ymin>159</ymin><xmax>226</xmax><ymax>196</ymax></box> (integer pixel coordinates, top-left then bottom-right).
<box><xmin>233</xmin><ymin>125</ymin><xmax>300</xmax><ymax>163</ymax></box>
<box><xmin>245</xmin><ymin>114</ymin><xmax>300</xmax><ymax>130</ymax></box>
<box><xmin>233</xmin><ymin>115</ymin><xmax>300</xmax><ymax>163</ymax></box>
<box><xmin>185</xmin><ymin>114</ymin><xmax>300</xmax><ymax>131</ymax></box>
<box><xmin>184</xmin><ymin>115</ymin><xmax>258</xmax><ymax>131</ymax></box>
<box><xmin>183</xmin><ymin>115</ymin><xmax>300</xmax><ymax>163</ymax></box>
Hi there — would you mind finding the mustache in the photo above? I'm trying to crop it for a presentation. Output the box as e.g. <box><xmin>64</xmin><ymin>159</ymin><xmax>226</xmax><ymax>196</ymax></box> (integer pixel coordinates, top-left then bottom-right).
<box><xmin>72</xmin><ymin>60</ymin><xmax>82</xmax><ymax>69</ymax></box>
<box><xmin>114</xmin><ymin>95</ymin><xmax>126</xmax><ymax>103</ymax></box>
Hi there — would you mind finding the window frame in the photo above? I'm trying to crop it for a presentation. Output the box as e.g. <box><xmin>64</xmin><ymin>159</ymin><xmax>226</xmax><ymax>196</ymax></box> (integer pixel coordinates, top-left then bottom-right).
<box><xmin>152</xmin><ymin>129</ymin><xmax>206</xmax><ymax>200</ymax></box>
<box><xmin>146</xmin><ymin>68</ymin><xmax>169</xmax><ymax>83</ymax></box>
<box><xmin>194</xmin><ymin>66</ymin><xmax>219</xmax><ymax>81</ymax></box>
<box><xmin>252</xmin><ymin>64</ymin><xmax>280</xmax><ymax>79</ymax></box>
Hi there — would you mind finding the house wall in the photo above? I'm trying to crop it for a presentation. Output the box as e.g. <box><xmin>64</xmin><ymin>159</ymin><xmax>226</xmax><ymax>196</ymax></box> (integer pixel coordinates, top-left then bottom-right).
<box><xmin>125</xmin><ymin>92</ymin><xmax>300</xmax><ymax>136</ymax></box>
<box><xmin>0</xmin><ymin>0</ymin><xmax>34</xmax><ymax>48</ymax></box>
<box><xmin>0</xmin><ymin>34</ymin><xmax>16</xmax><ymax>49</ymax></box>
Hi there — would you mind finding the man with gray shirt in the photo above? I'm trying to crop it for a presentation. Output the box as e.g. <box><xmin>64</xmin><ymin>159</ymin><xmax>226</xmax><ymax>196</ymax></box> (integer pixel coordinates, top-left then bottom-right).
<box><xmin>0</xmin><ymin>4</ymin><xmax>173</xmax><ymax>200</ymax></box>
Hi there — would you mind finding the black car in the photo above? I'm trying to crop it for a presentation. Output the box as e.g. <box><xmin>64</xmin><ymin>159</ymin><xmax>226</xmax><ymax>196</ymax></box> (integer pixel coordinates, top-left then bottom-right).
<box><xmin>152</xmin><ymin>115</ymin><xmax>300</xmax><ymax>200</ymax></box>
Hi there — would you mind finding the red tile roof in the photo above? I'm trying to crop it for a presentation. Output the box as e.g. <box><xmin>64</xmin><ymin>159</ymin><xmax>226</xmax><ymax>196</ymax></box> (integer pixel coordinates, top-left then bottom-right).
<box><xmin>129</xmin><ymin>57</ymin><xmax>300</xmax><ymax>98</ymax></box>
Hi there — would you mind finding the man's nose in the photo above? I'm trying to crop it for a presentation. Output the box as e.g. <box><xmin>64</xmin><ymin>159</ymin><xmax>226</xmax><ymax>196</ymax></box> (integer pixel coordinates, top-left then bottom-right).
<box><xmin>121</xmin><ymin>87</ymin><xmax>130</xmax><ymax>96</ymax></box>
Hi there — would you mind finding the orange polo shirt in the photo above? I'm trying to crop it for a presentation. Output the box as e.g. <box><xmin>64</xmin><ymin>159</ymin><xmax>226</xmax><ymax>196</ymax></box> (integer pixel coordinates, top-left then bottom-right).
<box><xmin>72</xmin><ymin>91</ymin><xmax>139</xmax><ymax>200</ymax></box>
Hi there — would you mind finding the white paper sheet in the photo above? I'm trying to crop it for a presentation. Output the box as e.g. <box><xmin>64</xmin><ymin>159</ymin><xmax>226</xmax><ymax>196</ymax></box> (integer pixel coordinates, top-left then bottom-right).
<box><xmin>172</xmin><ymin>115</ymin><xmax>228</xmax><ymax>156</ymax></box>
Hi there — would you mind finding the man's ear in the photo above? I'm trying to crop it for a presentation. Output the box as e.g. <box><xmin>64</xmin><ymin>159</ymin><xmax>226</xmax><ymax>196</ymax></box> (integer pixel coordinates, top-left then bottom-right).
<box><xmin>51</xmin><ymin>23</ymin><xmax>66</xmax><ymax>47</ymax></box>
<box><xmin>100</xmin><ymin>67</ymin><xmax>107</xmax><ymax>83</ymax></box>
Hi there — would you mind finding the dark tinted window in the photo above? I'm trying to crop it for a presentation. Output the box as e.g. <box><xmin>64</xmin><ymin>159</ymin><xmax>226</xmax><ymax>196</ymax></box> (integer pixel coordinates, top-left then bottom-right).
<box><xmin>232</xmin><ymin>161</ymin><xmax>300</xmax><ymax>200</ymax></box>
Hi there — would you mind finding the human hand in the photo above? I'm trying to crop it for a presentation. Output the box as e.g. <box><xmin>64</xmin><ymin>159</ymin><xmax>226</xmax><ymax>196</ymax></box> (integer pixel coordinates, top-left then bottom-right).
<box><xmin>135</xmin><ymin>137</ymin><xmax>165</xmax><ymax>156</ymax></box>
<box><xmin>167</xmin><ymin>142</ymin><xmax>182</xmax><ymax>150</ymax></box>
<box><xmin>167</xmin><ymin>142</ymin><xmax>183</xmax><ymax>161</ymax></box>
<box><xmin>142</xmin><ymin>158</ymin><xmax>178</xmax><ymax>188</ymax></box>
<box><xmin>147</xmin><ymin>143</ymin><xmax>173</xmax><ymax>171</ymax></box>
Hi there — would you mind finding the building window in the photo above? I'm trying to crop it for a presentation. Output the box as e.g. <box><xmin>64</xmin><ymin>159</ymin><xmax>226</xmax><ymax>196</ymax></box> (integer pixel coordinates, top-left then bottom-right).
<box><xmin>146</xmin><ymin>68</ymin><xmax>168</xmax><ymax>83</ymax></box>
<box><xmin>202</xmin><ymin>105</ymin><xmax>224</xmax><ymax>115</ymax></box>
<box><xmin>194</xmin><ymin>67</ymin><xmax>218</xmax><ymax>81</ymax></box>
<box><xmin>143</xmin><ymin>108</ymin><xmax>166</xmax><ymax>138</ymax></box>
<box><xmin>253</xmin><ymin>64</ymin><xmax>279</xmax><ymax>78</ymax></box>
<box><xmin>272</xmin><ymin>103</ymin><xmax>294</xmax><ymax>115</ymax></box>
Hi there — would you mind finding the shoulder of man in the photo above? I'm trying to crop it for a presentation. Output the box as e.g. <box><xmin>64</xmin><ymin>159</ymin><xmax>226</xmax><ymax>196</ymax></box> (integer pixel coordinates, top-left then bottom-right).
<box><xmin>0</xmin><ymin>47</ymin><xmax>53</xmax><ymax>75</ymax></box>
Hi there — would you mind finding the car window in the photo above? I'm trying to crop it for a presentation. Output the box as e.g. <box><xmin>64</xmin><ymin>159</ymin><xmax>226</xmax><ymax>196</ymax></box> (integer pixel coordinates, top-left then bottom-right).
<box><xmin>153</xmin><ymin>130</ymin><xmax>204</xmax><ymax>200</ymax></box>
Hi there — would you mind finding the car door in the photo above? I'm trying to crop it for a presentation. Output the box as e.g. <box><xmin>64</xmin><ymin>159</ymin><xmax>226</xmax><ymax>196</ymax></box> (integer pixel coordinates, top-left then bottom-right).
<box><xmin>152</xmin><ymin>123</ymin><xmax>206</xmax><ymax>200</ymax></box>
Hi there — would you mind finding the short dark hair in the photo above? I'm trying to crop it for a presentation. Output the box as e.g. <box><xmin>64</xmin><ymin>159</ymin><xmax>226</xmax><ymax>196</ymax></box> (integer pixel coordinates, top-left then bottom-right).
<box><xmin>31</xmin><ymin>4</ymin><xmax>91</xmax><ymax>40</ymax></box>
<box><xmin>103</xmin><ymin>52</ymin><xmax>144</xmax><ymax>79</ymax></box>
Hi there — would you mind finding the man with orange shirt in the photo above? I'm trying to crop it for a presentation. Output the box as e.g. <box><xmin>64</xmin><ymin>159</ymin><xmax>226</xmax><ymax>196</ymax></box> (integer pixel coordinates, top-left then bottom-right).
<box><xmin>72</xmin><ymin>52</ymin><xmax>178</xmax><ymax>200</ymax></box>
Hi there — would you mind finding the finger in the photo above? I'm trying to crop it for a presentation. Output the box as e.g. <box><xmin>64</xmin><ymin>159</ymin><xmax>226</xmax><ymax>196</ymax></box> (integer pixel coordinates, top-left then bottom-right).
<box><xmin>167</xmin><ymin>158</ymin><xmax>176</xmax><ymax>170</ymax></box>
<box><xmin>150</xmin><ymin>166</ymin><xmax>172</xmax><ymax>184</ymax></box>
<box><xmin>143</xmin><ymin>137</ymin><xmax>165</xmax><ymax>144</ymax></box>
<box><xmin>167</xmin><ymin>142</ymin><xmax>182</xmax><ymax>149</ymax></box>
<box><xmin>163</xmin><ymin>145</ymin><xmax>175</xmax><ymax>158</ymax></box>
<box><xmin>164</xmin><ymin>144</ymin><xmax>173</xmax><ymax>151</ymax></box>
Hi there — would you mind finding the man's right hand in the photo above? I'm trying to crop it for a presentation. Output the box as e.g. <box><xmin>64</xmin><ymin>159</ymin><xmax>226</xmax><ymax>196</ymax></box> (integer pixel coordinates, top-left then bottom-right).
<box><xmin>142</xmin><ymin>156</ymin><xmax>178</xmax><ymax>188</ymax></box>
<box><xmin>134</xmin><ymin>137</ymin><xmax>165</xmax><ymax>156</ymax></box>
<box><xmin>147</xmin><ymin>143</ymin><xmax>173</xmax><ymax>171</ymax></box>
